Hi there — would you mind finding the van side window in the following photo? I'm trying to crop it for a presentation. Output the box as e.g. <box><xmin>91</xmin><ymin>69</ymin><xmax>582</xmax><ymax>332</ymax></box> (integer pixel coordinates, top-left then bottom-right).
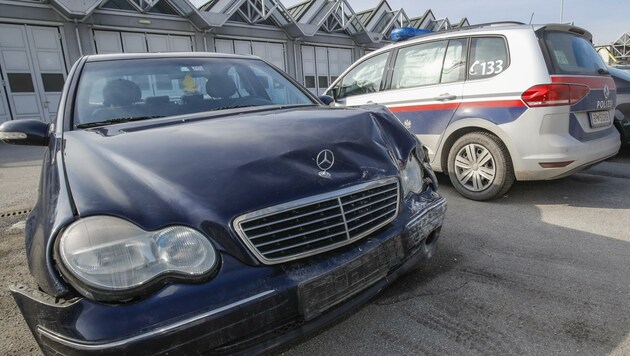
<box><xmin>391</xmin><ymin>40</ymin><xmax>448</xmax><ymax>89</ymax></box>
<box><xmin>337</xmin><ymin>52</ymin><xmax>389</xmax><ymax>99</ymax></box>
<box><xmin>441</xmin><ymin>39</ymin><xmax>468</xmax><ymax>83</ymax></box>
<box><xmin>468</xmin><ymin>37</ymin><xmax>508</xmax><ymax>79</ymax></box>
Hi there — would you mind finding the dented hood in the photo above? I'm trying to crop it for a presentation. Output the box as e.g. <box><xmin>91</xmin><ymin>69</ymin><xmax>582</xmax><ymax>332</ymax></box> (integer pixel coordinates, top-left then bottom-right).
<box><xmin>62</xmin><ymin>106</ymin><xmax>416</xmax><ymax>260</ymax></box>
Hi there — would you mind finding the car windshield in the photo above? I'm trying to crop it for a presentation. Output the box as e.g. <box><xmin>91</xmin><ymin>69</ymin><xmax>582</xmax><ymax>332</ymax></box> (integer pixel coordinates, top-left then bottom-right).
<box><xmin>73</xmin><ymin>57</ymin><xmax>316</xmax><ymax>128</ymax></box>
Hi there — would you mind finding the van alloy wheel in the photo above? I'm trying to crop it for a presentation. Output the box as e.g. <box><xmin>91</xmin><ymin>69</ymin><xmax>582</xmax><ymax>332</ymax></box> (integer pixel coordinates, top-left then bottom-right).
<box><xmin>447</xmin><ymin>132</ymin><xmax>515</xmax><ymax>201</ymax></box>
<box><xmin>454</xmin><ymin>143</ymin><xmax>496</xmax><ymax>192</ymax></box>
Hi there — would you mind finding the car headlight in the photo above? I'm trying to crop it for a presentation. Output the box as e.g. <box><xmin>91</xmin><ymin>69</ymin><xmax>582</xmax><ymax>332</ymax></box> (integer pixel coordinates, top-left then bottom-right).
<box><xmin>401</xmin><ymin>153</ymin><xmax>424</xmax><ymax>197</ymax></box>
<box><xmin>58</xmin><ymin>216</ymin><xmax>218</xmax><ymax>301</ymax></box>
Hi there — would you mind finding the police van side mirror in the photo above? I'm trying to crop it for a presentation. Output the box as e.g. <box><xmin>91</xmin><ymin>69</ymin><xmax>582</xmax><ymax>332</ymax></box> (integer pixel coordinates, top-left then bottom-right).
<box><xmin>0</xmin><ymin>119</ymin><xmax>50</xmax><ymax>146</ymax></box>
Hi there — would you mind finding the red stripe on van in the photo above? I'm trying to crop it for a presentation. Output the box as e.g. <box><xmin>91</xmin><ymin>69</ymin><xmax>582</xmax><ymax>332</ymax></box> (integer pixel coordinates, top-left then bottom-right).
<box><xmin>390</xmin><ymin>103</ymin><xmax>458</xmax><ymax>112</ymax></box>
<box><xmin>551</xmin><ymin>75</ymin><xmax>616</xmax><ymax>89</ymax></box>
<box><xmin>389</xmin><ymin>99</ymin><xmax>525</xmax><ymax>113</ymax></box>
<box><xmin>459</xmin><ymin>100</ymin><xmax>526</xmax><ymax>109</ymax></box>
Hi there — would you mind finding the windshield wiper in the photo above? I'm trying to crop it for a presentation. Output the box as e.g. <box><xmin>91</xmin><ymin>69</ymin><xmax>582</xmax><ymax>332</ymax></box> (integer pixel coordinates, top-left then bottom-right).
<box><xmin>211</xmin><ymin>104</ymin><xmax>257</xmax><ymax>111</ymax></box>
<box><xmin>76</xmin><ymin>116</ymin><xmax>165</xmax><ymax>129</ymax></box>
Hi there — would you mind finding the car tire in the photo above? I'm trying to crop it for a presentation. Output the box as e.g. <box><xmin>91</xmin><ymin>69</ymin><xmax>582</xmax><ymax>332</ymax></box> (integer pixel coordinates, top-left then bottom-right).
<box><xmin>447</xmin><ymin>132</ymin><xmax>514</xmax><ymax>201</ymax></box>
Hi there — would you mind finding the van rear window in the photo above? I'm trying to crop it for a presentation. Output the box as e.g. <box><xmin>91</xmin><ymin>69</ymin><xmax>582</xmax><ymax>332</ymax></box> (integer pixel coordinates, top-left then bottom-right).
<box><xmin>543</xmin><ymin>31</ymin><xmax>607</xmax><ymax>75</ymax></box>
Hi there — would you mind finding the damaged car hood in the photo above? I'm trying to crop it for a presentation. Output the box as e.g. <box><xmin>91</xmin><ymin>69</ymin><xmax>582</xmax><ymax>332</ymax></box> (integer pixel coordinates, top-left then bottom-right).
<box><xmin>62</xmin><ymin>106</ymin><xmax>416</xmax><ymax>260</ymax></box>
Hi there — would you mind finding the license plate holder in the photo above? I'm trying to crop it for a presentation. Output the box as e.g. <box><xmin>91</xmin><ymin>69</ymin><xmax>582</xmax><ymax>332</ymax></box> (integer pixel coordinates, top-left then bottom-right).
<box><xmin>297</xmin><ymin>235</ymin><xmax>404</xmax><ymax>321</ymax></box>
<box><xmin>589</xmin><ymin>111</ymin><xmax>611</xmax><ymax>128</ymax></box>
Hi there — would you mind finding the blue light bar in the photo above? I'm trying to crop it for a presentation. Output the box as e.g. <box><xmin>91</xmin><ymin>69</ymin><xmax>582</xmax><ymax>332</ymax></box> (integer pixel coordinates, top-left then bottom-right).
<box><xmin>391</xmin><ymin>27</ymin><xmax>432</xmax><ymax>42</ymax></box>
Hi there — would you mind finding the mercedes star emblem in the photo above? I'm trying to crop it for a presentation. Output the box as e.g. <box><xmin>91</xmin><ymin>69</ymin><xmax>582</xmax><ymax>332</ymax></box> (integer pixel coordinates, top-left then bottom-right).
<box><xmin>603</xmin><ymin>84</ymin><xmax>610</xmax><ymax>100</ymax></box>
<box><xmin>316</xmin><ymin>149</ymin><xmax>334</xmax><ymax>178</ymax></box>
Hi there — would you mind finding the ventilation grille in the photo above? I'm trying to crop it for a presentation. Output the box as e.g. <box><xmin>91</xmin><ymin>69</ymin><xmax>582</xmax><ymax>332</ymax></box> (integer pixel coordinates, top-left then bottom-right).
<box><xmin>234</xmin><ymin>178</ymin><xmax>399</xmax><ymax>264</ymax></box>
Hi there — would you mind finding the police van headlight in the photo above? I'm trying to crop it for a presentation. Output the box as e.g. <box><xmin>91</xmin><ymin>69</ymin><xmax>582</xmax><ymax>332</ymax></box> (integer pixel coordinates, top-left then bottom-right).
<box><xmin>401</xmin><ymin>154</ymin><xmax>424</xmax><ymax>197</ymax></box>
<box><xmin>57</xmin><ymin>216</ymin><xmax>218</xmax><ymax>301</ymax></box>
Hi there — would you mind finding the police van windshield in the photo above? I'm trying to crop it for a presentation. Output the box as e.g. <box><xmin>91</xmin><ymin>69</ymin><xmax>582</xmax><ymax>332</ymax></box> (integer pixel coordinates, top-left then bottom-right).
<box><xmin>543</xmin><ymin>31</ymin><xmax>608</xmax><ymax>76</ymax></box>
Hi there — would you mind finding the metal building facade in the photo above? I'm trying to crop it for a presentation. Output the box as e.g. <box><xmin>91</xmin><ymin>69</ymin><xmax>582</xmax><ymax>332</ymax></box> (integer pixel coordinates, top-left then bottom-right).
<box><xmin>612</xmin><ymin>32</ymin><xmax>630</xmax><ymax>63</ymax></box>
<box><xmin>0</xmin><ymin>0</ymin><xmax>469</xmax><ymax>122</ymax></box>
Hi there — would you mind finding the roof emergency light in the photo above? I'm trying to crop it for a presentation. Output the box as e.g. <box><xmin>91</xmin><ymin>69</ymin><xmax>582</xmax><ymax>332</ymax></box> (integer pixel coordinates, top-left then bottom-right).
<box><xmin>391</xmin><ymin>27</ymin><xmax>432</xmax><ymax>42</ymax></box>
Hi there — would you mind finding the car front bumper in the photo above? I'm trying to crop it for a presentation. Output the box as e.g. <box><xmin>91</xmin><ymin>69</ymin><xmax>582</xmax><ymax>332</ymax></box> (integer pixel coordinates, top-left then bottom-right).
<box><xmin>11</xmin><ymin>195</ymin><xmax>446</xmax><ymax>356</ymax></box>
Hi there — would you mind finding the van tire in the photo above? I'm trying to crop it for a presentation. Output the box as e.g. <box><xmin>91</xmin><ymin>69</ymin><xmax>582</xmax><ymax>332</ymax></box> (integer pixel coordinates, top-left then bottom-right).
<box><xmin>447</xmin><ymin>132</ymin><xmax>514</xmax><ymax>201</ymax></box>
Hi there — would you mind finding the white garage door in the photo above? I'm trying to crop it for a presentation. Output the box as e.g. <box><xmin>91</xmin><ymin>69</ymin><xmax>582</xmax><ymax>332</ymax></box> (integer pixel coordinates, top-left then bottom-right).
<box><xmin>214</xmin><ymin>39</ymin><xmax>286</xmax><ymax>71</ymax></box>
<box><xmin>0</xmin><ymin>84</ymin><xmax>9</xmax><ymax>123</ymax></box>
<box><xmin>93</xmin><ymin>30</ymin><xmax>193</xmax><ymax>54</ymax></box>
<box><xmin>301</xmin><ymin>45</ymin><xmax>352</xmax><ymax>96</ymax></box>
<box><xmin>0</xmin><ymin>23</ymin><xmax>67</xmax><ymax>122</ymax></box>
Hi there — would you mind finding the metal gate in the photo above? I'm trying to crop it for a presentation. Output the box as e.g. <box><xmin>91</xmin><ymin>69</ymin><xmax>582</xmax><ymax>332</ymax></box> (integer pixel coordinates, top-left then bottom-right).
<box><xmin>214</xmin><ymin>38</ymin><xmax>286</xmax><ymax>71</ymax></box>
<box><xmin>301</xmin><ymin>45</ymin><xmax>352</xmax><ymax>96</ymax></box>
<box><xmin>93</xmin><ymin>30</ymin><xmax>193</xmax><ymax>54</ymax></box>
<box><xmin>0</xmin><ymin>24</ymin><xmax>67</xmax><ymax>122</ymax></box>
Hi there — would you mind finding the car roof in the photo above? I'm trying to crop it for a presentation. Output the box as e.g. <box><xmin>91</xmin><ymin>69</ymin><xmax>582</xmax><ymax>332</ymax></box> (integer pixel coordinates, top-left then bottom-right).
<box><xmin>84</xmin><ymin>52</ymin><xmax>260</xmax><ymax>62</ymax></box>
<box><xmin>372</xmin><ymin>22</ymin><xmax>591</xmax><ymax>55</ymax></box>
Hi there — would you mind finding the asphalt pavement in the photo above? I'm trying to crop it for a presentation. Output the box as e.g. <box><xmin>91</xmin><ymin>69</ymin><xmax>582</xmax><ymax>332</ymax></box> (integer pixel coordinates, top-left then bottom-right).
<box><xmin>0</xmin><ymin>143</ymin><xmax>45</xmax><ymax>236</ymax></box>
<box><xmin>0</xmin><ymin>143</ymin><xmax>44</xmax><ymax>213</ymax></box>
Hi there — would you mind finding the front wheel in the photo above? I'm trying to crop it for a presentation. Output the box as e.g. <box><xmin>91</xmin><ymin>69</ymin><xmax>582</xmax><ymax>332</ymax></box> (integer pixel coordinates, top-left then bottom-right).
<box><xmin>447</xmin><ymin>132</ymin><xmax>514</xmax><ymax>201</ymax></box>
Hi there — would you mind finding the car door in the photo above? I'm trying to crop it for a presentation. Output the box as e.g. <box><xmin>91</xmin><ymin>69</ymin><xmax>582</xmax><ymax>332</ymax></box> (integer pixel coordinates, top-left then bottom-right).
<box><xmin>334</xmin><ymin>39</ymin><xmax>467</xmax><ymax>162</ymax></box>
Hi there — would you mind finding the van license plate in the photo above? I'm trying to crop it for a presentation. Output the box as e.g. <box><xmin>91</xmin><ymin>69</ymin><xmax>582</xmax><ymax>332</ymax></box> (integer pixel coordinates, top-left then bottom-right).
<box><xmin>589</xmin><ymin>111</ymin><xmax>611</xmax><ymax>128</ymax></box>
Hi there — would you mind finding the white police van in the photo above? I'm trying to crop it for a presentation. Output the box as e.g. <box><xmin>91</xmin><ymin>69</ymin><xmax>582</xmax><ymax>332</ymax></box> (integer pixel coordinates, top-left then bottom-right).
<box><xmin>326</xmin><ymin>23</ymin><xmax>621</xmax><ymax>200</ymax></box>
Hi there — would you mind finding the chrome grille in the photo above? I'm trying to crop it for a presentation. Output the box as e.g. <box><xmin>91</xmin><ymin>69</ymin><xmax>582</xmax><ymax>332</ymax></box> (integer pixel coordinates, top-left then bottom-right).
<box><xmin>233</xmin><ymin>178</ymin><xmax>399</xmax><ymax>264</ymax></box>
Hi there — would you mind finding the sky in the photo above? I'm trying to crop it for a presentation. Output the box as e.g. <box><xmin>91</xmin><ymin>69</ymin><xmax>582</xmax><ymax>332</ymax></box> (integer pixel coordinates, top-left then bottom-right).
<box><xmin>271</xmin><ymin>0</ymin><xmax>630</xmax><ymax>46</ymax></box>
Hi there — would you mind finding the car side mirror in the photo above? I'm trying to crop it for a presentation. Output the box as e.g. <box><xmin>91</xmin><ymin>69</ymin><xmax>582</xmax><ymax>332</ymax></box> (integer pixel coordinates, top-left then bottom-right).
<box><xmin>0</xmin><ymin>119</ymin><xmax>50</xmax><ymax>146</ymax></box>
<box><xmin>318</xmin><ymin>95</ymin><xmax>335</xmax><ymax>106</ymax></box>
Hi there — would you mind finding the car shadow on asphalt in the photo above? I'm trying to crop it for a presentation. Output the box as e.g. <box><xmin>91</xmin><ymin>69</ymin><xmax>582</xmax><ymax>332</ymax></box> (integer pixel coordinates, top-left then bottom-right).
<box><xmin>368</xmin><ymin>174</ymin><xmax>629</xmax><ymax>355</ymax></box>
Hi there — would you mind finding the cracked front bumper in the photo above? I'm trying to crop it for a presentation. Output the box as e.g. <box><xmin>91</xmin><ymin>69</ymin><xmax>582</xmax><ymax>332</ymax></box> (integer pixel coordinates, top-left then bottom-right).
<box><xmin>11</xmin><ymin>196</ymin><xmax>446</xmax><ymax>356</ymax></box>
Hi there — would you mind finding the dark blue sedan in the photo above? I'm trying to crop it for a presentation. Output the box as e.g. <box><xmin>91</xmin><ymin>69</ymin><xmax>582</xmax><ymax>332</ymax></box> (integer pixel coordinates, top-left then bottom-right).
<box><xmin>0</xmin><ymin>53</ymin><xmax>446</xmax><ymax>355</ymax></box>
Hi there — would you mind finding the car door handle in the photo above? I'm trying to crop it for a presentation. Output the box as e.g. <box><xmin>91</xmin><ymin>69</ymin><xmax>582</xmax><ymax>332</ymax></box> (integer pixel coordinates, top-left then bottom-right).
<box><xmin>434</xmin><ymin>93</ymin><xmax>456</xmax><ymax>101</ymax></box>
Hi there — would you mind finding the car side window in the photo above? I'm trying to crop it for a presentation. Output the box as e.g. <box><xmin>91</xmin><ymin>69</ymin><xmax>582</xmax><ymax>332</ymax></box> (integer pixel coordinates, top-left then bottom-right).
<box><xmin>441</xmin><ymin>39</ymin><xmax>468</xmax><ymax>83</ymax></box>
<box><xmin>391</xmin><ymin>40</ymin><xmax>448</xmax><ymax>89</ymax></box>
<box><xmin>468</xmin><ymin>37</ymin><xmax>509</xmax><ymax>79</ymax></box>
<box><xmin>337</xmin><ymin>52</ymin><xmax>389</xmax><ymax>99</ymax></box>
